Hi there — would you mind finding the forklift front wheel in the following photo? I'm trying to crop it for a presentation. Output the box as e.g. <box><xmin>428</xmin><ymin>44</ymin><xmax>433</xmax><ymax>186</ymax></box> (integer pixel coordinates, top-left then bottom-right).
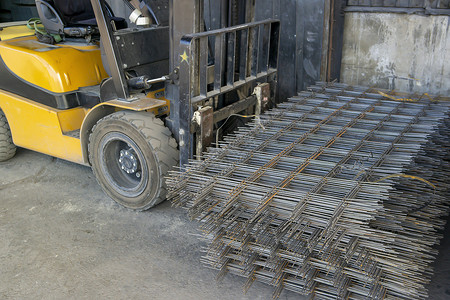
<box><xmin>0</xmin><ymin>109</ymin><xmax>16</xmax><ymax>162</ymax></box>
<box><xmin>88</xmin><ymin>111</ymin><xmax>178</xmax><ymax>210</ymax></box>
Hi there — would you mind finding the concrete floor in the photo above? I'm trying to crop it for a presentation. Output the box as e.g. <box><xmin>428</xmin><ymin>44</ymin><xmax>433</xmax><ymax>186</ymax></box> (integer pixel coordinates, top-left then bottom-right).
<box><xmin>0</xmin><ymin>148</ymin><xmax>449</xmax><ymax>299</ymax></box>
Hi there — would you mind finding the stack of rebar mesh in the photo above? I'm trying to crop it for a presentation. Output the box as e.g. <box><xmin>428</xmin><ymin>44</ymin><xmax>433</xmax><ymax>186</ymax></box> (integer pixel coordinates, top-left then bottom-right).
<box><xmin>167</xmin><ymin>82</ymin><xmax>450</xmax><ymax>299</ymax></box>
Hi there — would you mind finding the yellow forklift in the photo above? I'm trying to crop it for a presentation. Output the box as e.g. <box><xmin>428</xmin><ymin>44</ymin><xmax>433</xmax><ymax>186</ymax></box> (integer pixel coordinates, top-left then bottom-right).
<box><xmin>0</xmin><ymin>0</ymin><xmax>279</xmax><ymax>210</ymax></box>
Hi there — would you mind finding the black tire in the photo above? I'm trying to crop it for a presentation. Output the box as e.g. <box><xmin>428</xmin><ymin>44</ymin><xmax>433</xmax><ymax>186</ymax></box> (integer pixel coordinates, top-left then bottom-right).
<box><xmin>89</xmin><ymin>111</ymin><xmax>178</xmax><ymax>210</ymax></box>
<box><xmin>0</xmin><ymin>109</ymin><xmax>16</xmax><ymax>162</ymax></box>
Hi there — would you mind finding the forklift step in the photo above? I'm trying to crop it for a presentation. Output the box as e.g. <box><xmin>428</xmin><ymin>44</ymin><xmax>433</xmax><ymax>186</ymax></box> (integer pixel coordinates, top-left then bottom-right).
<box><xmin>64</xmin><ymin>129</ymin><xmax>80</xmax><ymax>139</ymax></box>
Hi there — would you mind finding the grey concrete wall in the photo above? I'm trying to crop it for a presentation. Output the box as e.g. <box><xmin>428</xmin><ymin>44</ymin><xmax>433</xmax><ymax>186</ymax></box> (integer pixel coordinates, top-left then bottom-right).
<box><xmin>341</xmin><ymin>13</ymin><xmax>450</xmax><ymax>95</ymax></box>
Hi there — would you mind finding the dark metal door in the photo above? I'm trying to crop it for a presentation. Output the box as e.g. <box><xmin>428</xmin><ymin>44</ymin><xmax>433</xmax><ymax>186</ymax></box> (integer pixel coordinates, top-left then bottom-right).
<box><xmin>254</xmin><ymin>0</ymin><xmax>327</xmax><ymax>100</ymax></box>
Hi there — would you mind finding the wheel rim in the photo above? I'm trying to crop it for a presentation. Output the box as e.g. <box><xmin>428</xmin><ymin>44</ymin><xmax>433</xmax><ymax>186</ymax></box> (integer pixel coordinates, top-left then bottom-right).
<box><xmin>98</xmin><ymin>132</ymin><xmax>149</xmax><ymax>199</ymax></box>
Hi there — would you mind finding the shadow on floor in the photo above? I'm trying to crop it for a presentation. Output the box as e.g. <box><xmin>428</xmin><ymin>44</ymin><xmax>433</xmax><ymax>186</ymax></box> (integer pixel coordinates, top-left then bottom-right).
<box><xmin>428</xmin><ymin>212</ymin><xmax>450</xmax><ymax>299</ymax></box>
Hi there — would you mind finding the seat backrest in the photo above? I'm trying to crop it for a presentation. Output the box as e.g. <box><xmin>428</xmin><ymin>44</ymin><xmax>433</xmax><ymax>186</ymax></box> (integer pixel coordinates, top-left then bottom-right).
<box><xmin>36</xmin><ymin>0</ymin><xmax>127</xmax><ymax>38</ymax></box>
<box><xmin>52</xmin><ymin>0</ymin><xmax>96</xmax><ymax>26</ymax></box>
<box><xmin>35</xmin><ymin>0</ymin><xmax>65</xmax><ymax>35</ymax></box>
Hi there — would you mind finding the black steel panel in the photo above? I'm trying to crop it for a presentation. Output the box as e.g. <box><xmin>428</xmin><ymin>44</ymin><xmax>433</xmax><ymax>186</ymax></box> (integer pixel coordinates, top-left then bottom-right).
<box><xmin>249</xmin><ymin>26</ymin><xmax>260</xmax><ymax>77</ymax></box>
<box><xmin>255</xmin><ymin>0</ymin><xmax>326</xmax><ymax>99</ymax></box>
<box><xmin>145</xmin><ymin>0</ymin><xmax>170</xmax><ymax>25</ymax></box>
<box><xmin>214</xmin><ymin>35</ymin><xmax>224</xmax><ymax>89</ymax></box>
<box><xmin>226</xmin><ymin>31</ymin><xmax>236</xmax><ymax>85</ymax></box>
<box><xmin>238</xmin><ymin>29</ymin><xmax>248</xmax><ymax>80</ymax></box>
<box><xmin>126</xmin><ymin>60</ymin><xmax>169</xmax><ymax>80</ymax></box>
<box><xmin>268</xmin><ymin>22</ymin><xmax>280</xmax><ymax>70</ymax></box>
<box><xmin>114</xmin><ymin>26</ymin><xmax>169</xmax><ymax>70</ymax></box>
<box><xmin>296</xmin><ymin>1</ymin><xmax>325</xmax><ymax>91</ymax></box>
<box><xmin>255</xmin><ymin>0</ymin><xmax>274</xmax><ymax>19</ymax></box>
<box><xmin>277</xmin><ymin>0</ymin><xmax>296</xmax><ymax>100</ymax></box>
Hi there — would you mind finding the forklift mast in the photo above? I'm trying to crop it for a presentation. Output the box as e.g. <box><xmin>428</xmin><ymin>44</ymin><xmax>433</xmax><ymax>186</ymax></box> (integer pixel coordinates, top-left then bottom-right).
<box><xmin>91</xmin><ymin>0</ymin><xmax>280</xmax><ymax>167</ymax></box>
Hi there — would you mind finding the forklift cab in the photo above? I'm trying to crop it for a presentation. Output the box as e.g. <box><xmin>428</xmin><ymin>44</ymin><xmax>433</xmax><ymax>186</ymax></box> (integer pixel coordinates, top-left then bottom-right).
<box><xmin>35</xmin><ymin>0</ymin><xmax>170</xmax><ymax>99</ymax></box>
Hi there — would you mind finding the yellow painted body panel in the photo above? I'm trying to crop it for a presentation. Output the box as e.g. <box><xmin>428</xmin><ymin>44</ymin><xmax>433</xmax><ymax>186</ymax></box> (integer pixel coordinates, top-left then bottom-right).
<box><xmin>0</xmin><ymin>29</ymin><xmax>171</xmax><ymax>166</ymax></box>
<box><xmin>0</xmin><ymin>36</ymin><xmax>108</xmax><ymax>93</ymax></box>
<box><xmin>57</xmin><ymin>107</ymin><xmax>88</xmax><ymax>133</ymax></box>
<box><xmin>0</xmin><ymin>89</ymin><xmax>170</xmax><ymax>165</ymax></box>
<box><xmin>0</xmin><ymin>90</ymin><xmax>86</xmax><ymax>164</ymax></box>
<box><xmin>0</xmin><ymin>24</ymin><xmax>34</xmax><ymax>41</ymax></box>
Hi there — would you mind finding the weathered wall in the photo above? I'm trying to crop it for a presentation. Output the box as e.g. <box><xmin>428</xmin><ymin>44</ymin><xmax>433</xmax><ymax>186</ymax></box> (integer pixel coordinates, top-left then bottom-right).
<box><xmin>341</xmin><ymin>13</ymin><xmax>450</xmax><ymax>95</ymax></box>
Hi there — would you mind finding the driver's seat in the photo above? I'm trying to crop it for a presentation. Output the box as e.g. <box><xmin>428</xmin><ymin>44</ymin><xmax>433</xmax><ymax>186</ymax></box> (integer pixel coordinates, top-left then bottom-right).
<box><xmin>35</xmin><ymin>0</ymin><xmax>127</xmax><ymax>38</ymax></box>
